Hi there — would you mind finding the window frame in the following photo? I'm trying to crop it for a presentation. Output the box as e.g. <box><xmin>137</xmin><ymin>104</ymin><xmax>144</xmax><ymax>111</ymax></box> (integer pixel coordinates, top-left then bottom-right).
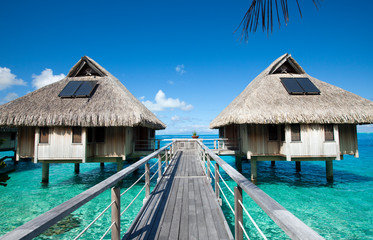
<box><xmin>324</xmin><ymin>124</ymin><xmax>334</xmax><ymax>142</ymax></box>
<box><xmin>72</xmin><ymin>127</ymin><xmax>82</xmax><ymax>144</ymax></box>
<box><xmin>291</xmin><ymin>124</ymin><xmax>301</xmax><ymax>142</ymax></box>
<box><xmin>39</xmin><ymin>127</ymin><xmax>49</xmax><ymax>144</ymax></box>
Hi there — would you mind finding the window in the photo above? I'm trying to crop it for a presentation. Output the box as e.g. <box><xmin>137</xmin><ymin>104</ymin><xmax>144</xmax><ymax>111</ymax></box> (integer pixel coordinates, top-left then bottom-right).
<box><xmin>10</xmin><ymin>132</ymin><xmax>16</xmax><ymax>141</ymax></box>
<box><xmin>280</xmin><ymin>125</ymin><xmax>285</xmax><ymax>141</ymax></box>
<box><xmin>324</xmin><ymin>124</ymin><xmax>334</xmax><ymax>141</ymax></box>
<box><xmin>72</xmin><ymin>127</ymin><xmax>82</xmax><ymax>143</ymax></box>
<box><xmin>291</xmin><ymin>124</ymin><xmax>301</xmax><ymax>141</ymax></box>
<box><xmin>96</xmin><ymin>127</ymin><xmax>105</xmax><ymax>143</ymax></box>
<box><xmin>87</xmin><ymin>128</ymin><xmax>93</xmax><ymax>143</ymax></box>
<box><xmin>40</xmin><ymin>127</ymin><xmax>49</xmax><ymax>143</ymax></box>
<box><xmin>268</xmin><ymin>125</ymin><xmax>278</xmax><ymax>141</ymax></box>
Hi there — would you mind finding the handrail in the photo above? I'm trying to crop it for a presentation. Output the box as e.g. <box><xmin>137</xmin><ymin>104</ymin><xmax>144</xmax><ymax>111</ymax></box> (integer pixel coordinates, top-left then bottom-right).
<box><xmin>196</xmin><ymin>140</ymin><xmax>324</xmax><ymax>240</ymax></box>
<box><xmin>0</xmin><ymin>142</ymin><xmax>173</xmax><ymax>240</ymax></box>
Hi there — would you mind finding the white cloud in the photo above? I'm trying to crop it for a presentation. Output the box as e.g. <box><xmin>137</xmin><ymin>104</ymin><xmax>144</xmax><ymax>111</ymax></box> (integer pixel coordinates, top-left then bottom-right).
<box><xmin>0</xmin><ymin>92</ymin><xmax>19</xmax><ymax>104</ymax></box>
<box><xmin>139</xmin><ymin>96</ymin><xmax>145</xmax><ymax>100</ymax></box>
<box><xmin>171</xmin><ymin>115</ymin><xmax>180</xmax><ymax>121</ymax></box>
<box><xmin>175</xmin><ymin>64</ymin><xmax>186</xmax><ymax>75</ymax></box>
<box><xmin>0</xmin><ymin>67</ymin><xmax>26</xmax><ymax>90</ymax></box>
<box><xmin>142</xmin><ymin>90</ymin><xmax>193</xmax><ymax>112</ymax></box>
<box><xmin>168</xmin><ymin>80</ymin><xmax>174</xmax><ymax>85</ymax></box>
<box><xmin>32</xmin><ymin>68</ymin><xmax>65</xmax><ymax>89</ymax></box>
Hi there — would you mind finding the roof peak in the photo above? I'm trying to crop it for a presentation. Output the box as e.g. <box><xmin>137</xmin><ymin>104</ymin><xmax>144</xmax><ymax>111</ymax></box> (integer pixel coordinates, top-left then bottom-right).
<box><xmin>267</xmin><ymin>53</ymin><xmax>305</xmax><ymax>75</ymax></box>
<box><xmin>67</xmin><ymin>56</ymin><xmax>109</xmax><ymax>77</ymax></box>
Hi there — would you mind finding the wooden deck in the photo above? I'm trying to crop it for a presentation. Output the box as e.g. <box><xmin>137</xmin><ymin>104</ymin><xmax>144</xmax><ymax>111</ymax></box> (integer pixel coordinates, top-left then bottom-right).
<box><xmin>123</xmin><ymin>150</ymin><xmax>233</xmax><ymax>240</ymax></box>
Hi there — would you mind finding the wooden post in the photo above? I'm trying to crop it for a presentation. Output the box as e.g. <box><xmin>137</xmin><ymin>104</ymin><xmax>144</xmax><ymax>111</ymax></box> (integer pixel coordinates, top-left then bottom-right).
<box><xmin>117</xmin><ymin>160</ymin><xmax>123</xmax><ymax>172</ymax></box>
<box><xmin>326</xmin><ymin>160</ymin><xmax>333</xmax><ymax>182</ymax></box>
<box><xmin>215</xmin><ymin>163</ymin><xmax>222</xmax><ymax>205</ymax></box>
<box><xmin>296</xmin><ymin>161</ymin><xmax>301</xmax><ymax>172</ymax></box>
<box><xmin>285</xmin><ymin>124</ymin><xmax>291</xmax><ymax>161</ymax></box>
<box><xmin>41</xmin><ymin>162</ymin><xmax>49</xmax><ymax>184</ymax></box>
<box><xmin>207</xmin><ymin>156</ymin><xmax>211</xmax><ymax>182</ymax></box>
<box><xmin>235</xmin><ymin>155</ymin><xmax>242</xmax><ymax>172</ymax></box>
<box><xmin>111</xmin><ymin>186</ymin><xmax>120</xmax><ymax>240</ymax></box>
<box><xmin>165</xmin><ymin>150</ymin><xmax>169</xmax><ymax>169</ymax></box>
<box><xmin>74</xmin><ymin>163</ymin><xmax>80</xmax><ymax>174</ymax></box>
<box><xmin>34</xmin><ymin>127</ymin><xmax>40</xmax><ymax>163</ymax></box>
<box><xmin>251</xmin><ymin>160</ymin><xmax>257</xmax><ymax>183</ymax></box>
<box><xmin>144</xmin><ymin>163</ymin><xmax>150</xmax><ymax>202</ymax></box>
<box><xmin>100</xmin><ymin>162</ymin><xmax>105</xmax><ymax>168</ymax></box>
<box><xmin>334</xmin><ymin>125</ymin><xmax>341</xmax><ymax>160</ymax></box>
<box><xmin>157</xmin><ymin>154</ymin><xmax>162</xmax><ymax>182</ymax></box>
<box><xmin>234</xmin><ymin>186</ymin><xmax>243</xmax><ymax>240</ymax></box>
<box><xmin>157</xmin><ymin>140</ymin><xmax>160</xmax><ymax>150</ymax></box>
<box><xmin>214</xmin><ymin>140</ymin><xmax>216</xmax><ymax>149</ymax></box>
<box><xmin>271</xmin><ymin>161</ymin><xmax>275</xmax><ymax>167</ymax></box>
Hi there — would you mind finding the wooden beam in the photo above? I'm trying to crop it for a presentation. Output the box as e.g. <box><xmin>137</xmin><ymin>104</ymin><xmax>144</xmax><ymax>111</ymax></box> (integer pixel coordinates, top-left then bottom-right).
<box><xmin>111</xmin><ymin>187</ymin><xmax>120</xmax><ymax>240</ymax></box>
<box><xmin>326</xmin><ymin>160</ymin><xmax>333</xmax><ymax>182</ymax></box>
<box><xmin>41</xmin><ymin>162</ymin><xmax>49</xmax><ymax>184</ymax></box>
<box><xmin>285</xmin><ymin>125</ymin><xmax>291</xmax><ymax>161</ymax></box>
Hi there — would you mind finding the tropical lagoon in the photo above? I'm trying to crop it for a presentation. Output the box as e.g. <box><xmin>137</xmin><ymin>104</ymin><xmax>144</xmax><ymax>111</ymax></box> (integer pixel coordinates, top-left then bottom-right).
<box><xmin>0</xmin><ymin>133</ymin><xmax>372</xmax><ymax>239</ymax></box>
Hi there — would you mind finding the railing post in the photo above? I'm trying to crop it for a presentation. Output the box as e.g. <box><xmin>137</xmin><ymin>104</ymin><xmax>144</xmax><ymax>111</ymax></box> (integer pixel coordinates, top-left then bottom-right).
<box><xmin>234</xmin><ymin>186</ymin><xmax>243</xmax><ymax>240</ymax></box>
<box><xmin>157</xmin><ymin>154</ymin><xmax>162</xmax><ymax>182</ymax></box>
<box><xmin>165</xmin><ymin>149</ymin><xmax>169</xmax><ymax>169</ymax></box>
<box><xmin>157</xmin><ymin>140</ymin><xmax>160</xmax><ymax>150</ymax></box>
<box><xmin>111</xmin><ymin>186</ymin><xmax>120</xmax><ymax>240</ymax></box>
<box><xmin>144</xmin><ymin>163</ymin><xmax>150</xmax><ymax>203</ymax></box>
<box><xmin>207</xmin><ymin>155</ymin><xmax>211</xmax><ymax>183</ymax></box>
<box><xmin>214</xmin><ymin>140</ymin><xmax>216</xmax><ymax>149</ymax></box>
<box><xmin>215</xmin><ymin>163</ymin><xmax>222</xmax><ymax>205</ymax></box>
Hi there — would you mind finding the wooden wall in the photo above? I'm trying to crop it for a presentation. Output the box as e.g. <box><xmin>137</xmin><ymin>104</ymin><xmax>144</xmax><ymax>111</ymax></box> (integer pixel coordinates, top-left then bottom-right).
<box><xmin>234</xmin><ymin>123</ymin><xmax>358</xmax><ymax>160</ymax></box>
<box><xmin>339</xmin><ymin>124</ymin><xmax>358</xmax><ymax>156</ymax></box>
<box><xmin>18</xmin><ymin>127</ymin><xmax>35</xmax><ymax>158</ymax></box>
<box><xmin>37</xmin><ymin>127</ymin><xmax>85</xmax><ymax>161</ymax></box>
<box><xmin>92</xmin><ymin>127</ymin><xmax>126</xmax><ymax>158</ymax></box>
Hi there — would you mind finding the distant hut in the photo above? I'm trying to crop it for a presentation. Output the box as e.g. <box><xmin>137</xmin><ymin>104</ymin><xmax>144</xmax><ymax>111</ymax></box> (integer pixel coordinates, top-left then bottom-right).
<box><xmin>210</xmin><ymin>54</ymin><xmax>373</xmax><ymax>182</ymax></box>
<box><xmin>0</xmin><ymin>56</ymin><xmax>165</xmax><ymax>182</ymax></box>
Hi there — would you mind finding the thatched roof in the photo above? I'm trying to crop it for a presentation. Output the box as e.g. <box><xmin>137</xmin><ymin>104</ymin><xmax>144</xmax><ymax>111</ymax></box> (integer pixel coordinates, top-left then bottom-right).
<box><xmin>0</xmin><ymin>56</ymin><xmax>166</xmax><ymax>130</ymax></box>
<box><xmin>210</xmin><ymin>53</ymin><xmax>373</xmax><ymax>128</ymax></box>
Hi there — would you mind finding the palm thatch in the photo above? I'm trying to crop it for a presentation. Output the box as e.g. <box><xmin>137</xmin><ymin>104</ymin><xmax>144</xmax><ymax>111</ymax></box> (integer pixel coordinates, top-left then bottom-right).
<box><xmin>0</xmin><ymin>56</ymin><xmax>166</xmax><ymax>130</ymax></box>
<box><xmin>210</xmin><ymin>53</ymin><xmax>373</xmax><ymax>128</ymax></box>
<box><xmin>237</xmin><ymin>0</ymin><xmax>322</xmax><ymax>40</ymax></box>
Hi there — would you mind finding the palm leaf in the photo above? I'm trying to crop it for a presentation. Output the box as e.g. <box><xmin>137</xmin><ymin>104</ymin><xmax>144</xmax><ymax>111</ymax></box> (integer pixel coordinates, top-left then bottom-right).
<box><xmin>237</xmin><ymin>0</ymin><xmax>322</xmax><ymax>40</ymax></box>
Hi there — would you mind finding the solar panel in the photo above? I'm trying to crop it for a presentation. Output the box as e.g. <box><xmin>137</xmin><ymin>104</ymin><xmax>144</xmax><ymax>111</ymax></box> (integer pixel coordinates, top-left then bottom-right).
<box><xmin>280</xmin><ymin>78</ymin><xmax>321</xmax><ymax>95</ymax></box>
<box><xmin>280</xmin><ymin>78</ymin><xmax>304</xmax><ymax>95</ymax></box>
<box><xmin>58</xmin><ymin>81</ymin><xmax>82</xmax><ymax>97</ymax></box>
<box><xmin>297</xmin><ymin>78</ymin><xmax>320</xmax><ymax>95</ymax></box>
<box><xmin>74</xmin><ymin>81</ymin><xmax>97</xmax><ymax>97</ymax></box>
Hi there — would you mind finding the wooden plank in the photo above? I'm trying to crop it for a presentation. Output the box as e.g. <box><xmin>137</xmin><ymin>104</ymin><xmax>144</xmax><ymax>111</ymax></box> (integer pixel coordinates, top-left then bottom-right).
<box><xmin>198</xmin><ymin>178</ymin><xmax>219</xmax><ymax>240</ymax></box>
<box><xmin>188</xmin><ymin>178</ymin><xmax>197</xmax><ymax>240</ymax></box>
<box><xmin>168</xmin><ymin>174</ymin><xmax>184</xmax><ymax>239</ymax></box>
<box><xmin>194</xmin><ymin>178</ymin><xmax>208</xmax><ymax>240</ymax></box>
<box><xmin>179</xmin><ymin>178</ymin><xmax>189</xmax><ymax>240</ymax></box>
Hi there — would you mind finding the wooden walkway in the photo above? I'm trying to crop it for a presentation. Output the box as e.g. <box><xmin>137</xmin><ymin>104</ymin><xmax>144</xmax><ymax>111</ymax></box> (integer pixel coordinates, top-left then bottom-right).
<box><xmin>123</xmin><ymin>150</ymin><xmax>233</xmax><ymax>240</ymax></box>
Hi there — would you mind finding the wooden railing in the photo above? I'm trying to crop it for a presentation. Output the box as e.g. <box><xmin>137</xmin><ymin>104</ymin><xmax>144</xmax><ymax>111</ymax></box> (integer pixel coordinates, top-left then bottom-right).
<box><xmin>0</xmin><ymin>142</ymin><xmax>174</xmax><ymax>240</ymax></box>
<box><xmin>195</xmin><ymin>140</ymin><xmax>324</xmax><ymax>240</ymax></box>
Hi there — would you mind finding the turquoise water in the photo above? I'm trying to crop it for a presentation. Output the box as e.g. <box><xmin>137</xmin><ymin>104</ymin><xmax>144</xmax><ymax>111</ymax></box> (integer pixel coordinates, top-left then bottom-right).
<box><xmin>0</xmin><ymin>134</ymin><xmax>372</xmax><ymax>239</ymax></box>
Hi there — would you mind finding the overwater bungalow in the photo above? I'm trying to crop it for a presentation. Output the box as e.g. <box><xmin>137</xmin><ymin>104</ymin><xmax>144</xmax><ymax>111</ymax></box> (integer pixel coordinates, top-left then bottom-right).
<box><xmin>0</xmin><ymin>56</ymin><xmax>165</xmax><ymax>182</ymax></box>
<box><xmin>210</xmin><ymin>53</ymin><xmax>373</xmax><ymax>181</ymax></box>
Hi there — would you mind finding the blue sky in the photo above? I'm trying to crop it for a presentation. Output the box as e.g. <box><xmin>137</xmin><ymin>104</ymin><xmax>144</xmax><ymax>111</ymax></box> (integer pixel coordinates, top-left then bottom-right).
<box><xmin>0</xmin><ymin>0</ymin><xmax>372</xmax><ymax>134</ymax></box>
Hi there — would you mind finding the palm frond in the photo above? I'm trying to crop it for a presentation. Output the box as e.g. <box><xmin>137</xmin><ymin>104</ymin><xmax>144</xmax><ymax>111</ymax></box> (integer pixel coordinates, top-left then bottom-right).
<box><xmin>236</xmin><ymin>0</ymin><xmax>322</xmax><ymax>40</ymax></box>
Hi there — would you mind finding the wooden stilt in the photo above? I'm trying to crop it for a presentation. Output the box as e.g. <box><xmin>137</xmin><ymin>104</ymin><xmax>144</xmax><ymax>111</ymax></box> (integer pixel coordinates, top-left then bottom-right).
<box><xmin>74</xmin><ymin>163</ymin><xmax>80</xmax><ymax>174</ymax></box>
<box><xmin>251</xmin><ymin>160</ymin><xmax>257</xmax><ymax>183</ymax></box>
<box><xmin>235</xmin><ymin>155</ymin><xmax>242</xmax><ymax>172</ymax></box>
<box><xmin>296</xmin><ymin>161</ymin><xmax>301</xmax><ymax>172</ymax></box>
<box><xmin>117</xmin><ymin>160</ymin><xmax>123</xmax><ymax>172</ymax></box>
<box><xmin>41</xmin><ymin>163</ymin><xmax>49</xmax><ymax>184</ymax></box>
<box><xmin>326</xmin><ymin>160</ymin><xmax>333</xmax><ymax>182</ymax></box>
<box><xmin>271</xmin><ymin>161</ymin><xmax>275</xmax><ymax>167</ymax></box>
<box><xmin>100</xmin><ymin>162</ymin><xmax>104</xmax><ymax>168</ymax></box>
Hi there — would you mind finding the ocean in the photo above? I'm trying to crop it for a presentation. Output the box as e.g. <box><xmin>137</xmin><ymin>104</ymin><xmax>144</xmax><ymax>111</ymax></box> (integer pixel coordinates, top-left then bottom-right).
<box><xmin>0</xmin><ymin>133</ymin><xmax>372</xmax><ymax>239</ymax></box>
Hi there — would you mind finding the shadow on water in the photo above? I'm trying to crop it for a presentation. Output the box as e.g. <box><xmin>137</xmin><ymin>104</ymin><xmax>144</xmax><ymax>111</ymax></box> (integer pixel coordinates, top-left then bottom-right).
<box><xmin>239</xmin><ymin>161</ymin><xmax>373</xmax><ymax>188</ymax></box>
